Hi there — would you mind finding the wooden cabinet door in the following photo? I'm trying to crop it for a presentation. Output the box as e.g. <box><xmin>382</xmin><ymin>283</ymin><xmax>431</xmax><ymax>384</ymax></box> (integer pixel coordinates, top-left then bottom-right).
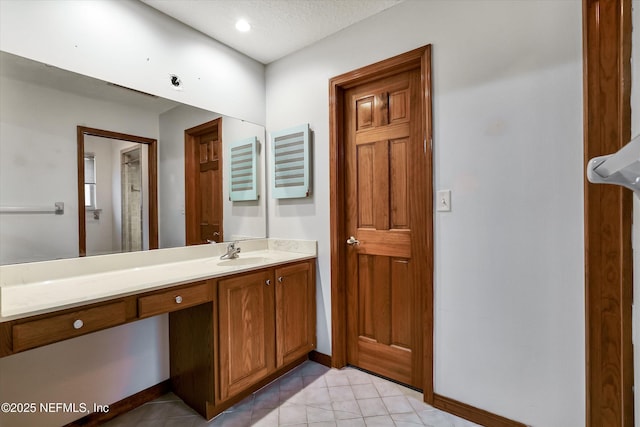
<box><xmin>275</xmin><ymin>261</ymin><xmax>316</xmax><ymax>368</ymax></box>
<box><xmin>217</xmin><ymin>270</ymin><xmax>275</xmax><ymax>401</ymax></box>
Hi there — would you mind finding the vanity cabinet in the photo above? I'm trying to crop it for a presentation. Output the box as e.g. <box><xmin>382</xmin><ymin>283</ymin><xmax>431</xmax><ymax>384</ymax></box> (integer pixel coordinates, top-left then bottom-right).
<box><xmin>275</xmin><ymin>262</ymin><xmax>316</xmax><ymax>367</ymax></box>
<box><xmin>218</xmin><ymin>269</ymin><xmax>275</xmax><ymax>402</ymax></box>
<box><xmin>161</xmin><ymin>258</ymin><xmax>315</xmax><ymax>419</ymax></box>
<box><xmin>0</xmin><ymin>255</ymin><xmax>316</xmax><ymax>422</ymax></box>
<box><xmin>215</xmin><ymin>259</ymin><xmax>316</xmax><ymax>408</ymax></box>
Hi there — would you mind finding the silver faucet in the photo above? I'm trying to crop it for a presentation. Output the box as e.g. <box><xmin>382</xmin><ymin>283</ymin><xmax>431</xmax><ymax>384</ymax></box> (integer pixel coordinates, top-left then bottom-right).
<box><xmin>220</xmin><ymin>241</ymin><xmax>241</xmax><ymax>260</ymax></box>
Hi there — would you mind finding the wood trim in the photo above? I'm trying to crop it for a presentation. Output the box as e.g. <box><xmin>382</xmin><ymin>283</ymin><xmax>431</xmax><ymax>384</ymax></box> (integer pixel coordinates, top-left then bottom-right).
<box><xmin>77</xmin><ymin>126</ymin><xmax>158</xmax><ymax>256</ymax></box>
<box><xmin>309</xmin><ymin>350</ymin><xmax>332</xmax><ymax>367</ymax></box>
<box><xmin>582</xmin><ymin>0</ymin><xmax>634</xmax><ymax>426</ymax></box>
<box><xmin>148</xmin><ymin>141</ymin><xmax>159</xmax><ymax>250</ymax></box>
<box><xmin>329</xmin><ymin>45</ymin><xmax>434</xmax><ymax>400</ymax></box>
<box><xmin>0</xmin><ymin>322</ymin><xmax>13</xmax><ymax>358</ymax></box>
<box><xmin>184</xmin><ymin>117</ymin><xmax>222</xmax><ymax>246</ymax></box>
<box><xmin>420</xmin><ymin>43</ymin><xmax>435</xmax><ymax>405</ymax></box>
<box><xmin>78</xmin><ymin>127</ymin><xmax>157</xmax><ymax>145</ymax></box>
<box><xmin>77</xmin><ymin>126</ymin><xmax>86</xmax><ymax>256</ymax></box>
<box><xmin>433</xmin><ymin>395</ymin><xmax>527</xmax><ymax>427</ymax></box>
<box><xmin>329</xmin><ymin>71</ymin><xmax>347</xmax><ymax>370</ymax></box>
<box><xmin>63</xmin><ymin>380</ymin><xmax>171</xmax><ymax>427</ymax></box>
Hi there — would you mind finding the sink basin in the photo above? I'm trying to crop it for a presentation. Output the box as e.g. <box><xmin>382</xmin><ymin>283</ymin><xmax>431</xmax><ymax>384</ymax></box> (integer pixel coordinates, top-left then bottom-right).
<box><xmin>217</xmin><ymin>256</ymin><xmax>271</xmax><ymax>267</ymax></box>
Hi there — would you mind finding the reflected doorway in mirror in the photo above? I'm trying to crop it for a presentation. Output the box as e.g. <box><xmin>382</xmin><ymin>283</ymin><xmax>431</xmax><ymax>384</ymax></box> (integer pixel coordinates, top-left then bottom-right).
<box><xmin>77</xmin><ymin>126</ymin><xmax>158</xmax><ymax>257</ymax></box>
<box><xmin>185</xmin><ymin>118</ymin><xmax>224</xmax><ymax>245</ymax></box>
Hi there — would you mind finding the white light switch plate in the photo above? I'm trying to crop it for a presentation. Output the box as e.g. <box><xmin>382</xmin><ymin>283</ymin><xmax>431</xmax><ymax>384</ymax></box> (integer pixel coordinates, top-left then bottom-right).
<box><xmin>436</xmin><ymin>190</ymin><xmax>451</xmax><ymax>212</ymax></box>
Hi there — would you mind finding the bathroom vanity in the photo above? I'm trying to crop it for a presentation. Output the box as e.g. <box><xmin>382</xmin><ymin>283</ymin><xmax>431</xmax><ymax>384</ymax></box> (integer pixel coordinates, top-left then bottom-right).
<box><xmin>0</xmin><ymin>239</ymin><xmax>317</xmax><ymax>420</ymax></box>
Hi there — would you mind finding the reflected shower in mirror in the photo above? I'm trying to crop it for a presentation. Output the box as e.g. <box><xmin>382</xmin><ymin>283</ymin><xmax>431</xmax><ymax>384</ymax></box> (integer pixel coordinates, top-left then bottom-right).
<box><xmin>0</xmin><ymin>51</ymin><xmax>266</xmax><ymax>265</ymax></box>
<box><xmin>120</xmin><ymin>147</ymin><xmax>143</xmax><ymax>251</ymax></box>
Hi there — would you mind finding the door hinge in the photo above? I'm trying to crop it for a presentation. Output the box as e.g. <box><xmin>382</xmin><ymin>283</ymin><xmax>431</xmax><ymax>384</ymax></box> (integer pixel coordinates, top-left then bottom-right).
<box><xmin>424</xmin><ymin>137</ymin><xmax>432</xmax><ymax>154</ymax></box>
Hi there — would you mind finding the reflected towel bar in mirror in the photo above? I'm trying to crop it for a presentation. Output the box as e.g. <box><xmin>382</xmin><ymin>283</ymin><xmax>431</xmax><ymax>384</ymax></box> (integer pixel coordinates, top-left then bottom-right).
<box><xmin>0</xmin><ymin>202</ymin><xmax>64</xmax><ymax>215</ymax></box>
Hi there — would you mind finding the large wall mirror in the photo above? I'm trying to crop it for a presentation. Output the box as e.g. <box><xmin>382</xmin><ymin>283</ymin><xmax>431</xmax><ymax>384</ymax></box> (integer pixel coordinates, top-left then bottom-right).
<box><xmin>0</xmin><ymin>51</ymin><xmax>267</xmax><ymax>265</ymax></box>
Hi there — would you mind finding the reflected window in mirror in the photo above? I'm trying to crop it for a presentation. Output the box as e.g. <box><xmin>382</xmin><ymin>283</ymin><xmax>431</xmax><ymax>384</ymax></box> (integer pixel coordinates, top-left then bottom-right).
<box><xmin>84</xmin><ymin>153</ymin><xmax>97</xmax><ymax>210</ymax></box>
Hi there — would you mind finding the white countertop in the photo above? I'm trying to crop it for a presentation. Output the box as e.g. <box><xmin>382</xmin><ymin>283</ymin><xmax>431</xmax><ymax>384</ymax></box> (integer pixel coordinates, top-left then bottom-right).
<box><xmin>0</xmin><ymin>239</ymin><xmax>316</xmax><ymax>322</ymax></box>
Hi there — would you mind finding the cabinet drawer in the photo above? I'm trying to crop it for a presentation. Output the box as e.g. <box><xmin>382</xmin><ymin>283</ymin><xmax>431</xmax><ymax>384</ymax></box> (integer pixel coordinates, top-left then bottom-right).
<box><xmin>12</xmin><ymin>301</ymin><xmax>126</xmax><ymax>352</ymax></box>
<box><xmin>138</xmin><ymin>282</ymin><xmax>211</xmax><ymax>318</ymax></box>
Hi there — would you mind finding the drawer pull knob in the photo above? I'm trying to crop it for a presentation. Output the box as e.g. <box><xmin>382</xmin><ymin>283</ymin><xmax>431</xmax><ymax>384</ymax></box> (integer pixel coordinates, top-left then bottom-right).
<box><xmin>175</xmin><ymin>296</ymin><xmax>183</xmax><ymax>304</ymax></box>
<box><xmin>73</xmin><ymin>319</ymin><xmax>84</xmax><ymax>330</ymax></box>
<box><xmin>266</xmin><ymin>279</ymin><xmax>271</xmax><ymax>286</ymax></box>
<box><xmin>278</xmin><ymin>276</ymin><xmax>284</xmax><ymax>283</ymax></box>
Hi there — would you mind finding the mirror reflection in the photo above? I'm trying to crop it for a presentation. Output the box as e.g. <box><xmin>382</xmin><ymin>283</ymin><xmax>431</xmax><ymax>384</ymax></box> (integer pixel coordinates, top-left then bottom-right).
<box><xmin>79</xmin><ymin>129</ymin><xmax>156</xmax><ymax>257</ymax></box>
<box><xmin>0</xmin><ymin>51</ymin><xmax>267</xmax><ymax>265</ymax></box>
<box><xmin>117</xmin><ymin>146</ymin><xmax>144</xmax><ymax>251</ymax></box>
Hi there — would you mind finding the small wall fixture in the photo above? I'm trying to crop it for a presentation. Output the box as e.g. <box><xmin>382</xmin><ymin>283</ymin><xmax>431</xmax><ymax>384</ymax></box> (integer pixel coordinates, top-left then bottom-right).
<box><xmin>587</xmin><ymin>134</ymin><xmax>640</xmax><ymax>196</ymax></box>
<box><xmin>169</xmin><ymin>74</ymin><xmax>182</xmax><ymax>90</ymax></box>
<box><xmin>271</xmin><ymin>124</ymin><xmax>311</xmax><ymax>199</ymax></box>
<box><xmin>229</xmin><ymin>137</ymin><xmax>259</xmax><ymax>201</ymax></box>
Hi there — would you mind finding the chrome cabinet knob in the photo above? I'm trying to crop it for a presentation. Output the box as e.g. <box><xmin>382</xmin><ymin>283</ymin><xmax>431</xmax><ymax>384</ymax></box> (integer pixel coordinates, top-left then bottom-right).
<box><xmin>175</xmin><ymin>296</ymin><xmax>183</xmax><ymax>304</ymax></box>
<box><xmin>346</xmin><ymin>236</ymin><xmax>360</xmax><ymax>246</ymax></box>
<box><xmin>278</xmin><ymin>276</ymin><xmax>284</xmax><ymax>283</ymax></box>
<box><xmin>266</xmin><ymin>279</ymin><xmax>271</xmax><ymax>286</ymax></box>
<box><xmin>73</xmin><ymin>319</ymin><xmax>84</xmax><ymax>330</ymax></box>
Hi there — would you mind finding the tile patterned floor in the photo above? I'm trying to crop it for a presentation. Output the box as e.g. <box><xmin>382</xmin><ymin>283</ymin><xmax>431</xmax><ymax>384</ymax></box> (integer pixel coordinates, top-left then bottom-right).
<box><xmin>103</xmin><ymin>361</ymin><xmax>482</xmax><ymax>427</ymax></box>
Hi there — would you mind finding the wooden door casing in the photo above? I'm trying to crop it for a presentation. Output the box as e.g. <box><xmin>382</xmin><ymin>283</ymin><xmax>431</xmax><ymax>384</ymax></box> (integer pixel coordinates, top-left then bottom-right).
<box><xmin>330</xmin><ymin>46</ymin><xmax>433</xmax><ymax>400</ymax></box>
<box><xmin>217</xmin><ymin>270</ymin><xmax>275</xmax><ymax>402</ymax></box>
<box><xmin>345</xmin><ymin>67</ymin><xmax>426</xmax><ymax>389</ymax></box>
<box><xmin>185</xmin><ymin>118</ymin><xmax>223</xmax><ymax>245</ymax></box>
<box><xmin>583</xmin><ymin>0</ymin><xmax>633</xmax><ymax>426</ymax></box>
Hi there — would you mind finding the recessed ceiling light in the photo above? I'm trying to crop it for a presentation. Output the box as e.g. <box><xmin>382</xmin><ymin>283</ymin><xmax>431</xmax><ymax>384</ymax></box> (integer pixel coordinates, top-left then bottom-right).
<box><xmin>235</xmin><ymin>19</ymin><xmax>251</xmax><ymax>32</ymax></box>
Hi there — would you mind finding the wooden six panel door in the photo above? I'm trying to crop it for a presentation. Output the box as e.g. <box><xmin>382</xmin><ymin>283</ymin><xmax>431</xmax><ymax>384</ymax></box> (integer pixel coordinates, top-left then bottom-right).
<box><xmin>185</xmin><ymin>118</ymin><xmax>223</xmax><ymax>245</ymax></box>
<box><xmin>197</xmin><ymin>129</ymin><xmax>222</xmax><ymax>243</ymax></box>
<box><xmin>345</xmin><ymin>68</ymin><xmax>426</xmax><ymax>389</ymax></box>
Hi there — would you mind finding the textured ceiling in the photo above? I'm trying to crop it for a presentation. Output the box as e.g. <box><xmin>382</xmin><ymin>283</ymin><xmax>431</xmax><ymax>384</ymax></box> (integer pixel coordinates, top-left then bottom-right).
<box><xmin>140</xmin><ymin>0</ymin><xmax>404</xmax><ymax>64</ymax></box>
